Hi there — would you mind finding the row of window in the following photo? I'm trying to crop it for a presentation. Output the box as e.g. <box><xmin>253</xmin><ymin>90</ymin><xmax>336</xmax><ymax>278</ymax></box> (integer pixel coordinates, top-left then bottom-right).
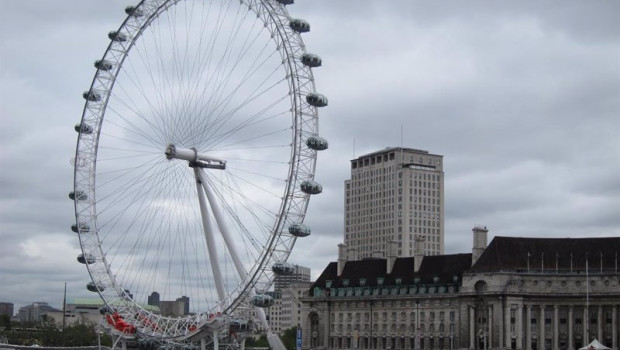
<box><xmin>331</xmin><ymin>322</ymin><xmax>456</xmax><ymax>334</ymax></box>
<box><xmin>327</xmin><ymin>335</ymin><xmax>455</xmax><ymax>350</ymax></box>
<box><xmin>313</xmin><ymin>284</ymin><xmax>460</xmax><ymax>298</ymax></box>
<box><xmin>332</xmin><ymin>311</ymin><xmax>457</xmax><ymax>323</ymax></box>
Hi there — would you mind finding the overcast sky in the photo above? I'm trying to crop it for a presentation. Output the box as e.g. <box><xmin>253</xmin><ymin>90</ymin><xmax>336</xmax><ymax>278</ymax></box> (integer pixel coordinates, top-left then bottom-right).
<box><xmin>1</xmin><ymin>0</ymin><xmax>618</xmax><ymax>313</ymax></box>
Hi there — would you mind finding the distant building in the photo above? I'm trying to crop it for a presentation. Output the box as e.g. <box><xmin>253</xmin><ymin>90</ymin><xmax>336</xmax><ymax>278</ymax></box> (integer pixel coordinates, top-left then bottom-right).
<box><xmin>281</xmin><ymin>281</ymin><xmax>312</xmax><ymax>331</ymax></box>
<box><xmin>0</xmin><ymin>302</ymin><xmax>14</xmax><ymax>318</ymax></box>
<box><xmin>268</xmin><ymin>264</ymin><xmax>311</xmax><ymax>334</ymax></box>
<box><xmin>148</xmin><ymin>291</ymin><xmax>160</xmax><ymax>307</ymax></box>
<box><xmin>300</xmin><ymin>229</ymin><xmax>620</xmax><ymax>350</ymax></box>
<box><xmin>46</xmin><ymin>298</ymin><xmax>103</xmax><ymax>326</ymax></box>
<box><xmin>160</xmin><ymin>300</ymin><xmax>187</xmax><ymax>317</ymax></box>
<box><xmin>15</xmin><ymin>302</ymin><xmax>61</xmax><ymax>323</ymax></box>
<box><xmin>45</xmin><ymin>298</ymin><xmax>160</xmax><ymax>326</ymax></box>
<box><xmin>275</xmin><ymin>265</ymin><xmax>311</xmax><ymax>293</ymax></box>
<box><xmin>177</xmin><ymin>296</ymin><xmax>190</xmax><ymax>315</ymax></box>
<box><xmin>344</xmin><ymin>147</ymin><xmax>444</xmax><ymax>259</ymax></box>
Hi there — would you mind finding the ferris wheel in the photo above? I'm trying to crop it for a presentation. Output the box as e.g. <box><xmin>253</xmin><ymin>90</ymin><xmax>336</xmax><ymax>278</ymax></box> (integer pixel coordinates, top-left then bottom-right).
<box><xmin>71</xmin><ymin>0</ymin><xmax>327</xmax><ymax>343</ymax></box>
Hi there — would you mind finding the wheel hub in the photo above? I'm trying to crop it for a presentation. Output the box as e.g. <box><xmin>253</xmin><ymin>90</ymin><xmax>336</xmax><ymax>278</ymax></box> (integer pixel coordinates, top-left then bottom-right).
<box><xmin>165</xmin><ymin>144</ymin><xmax>226</xmax><ymax>170</ymax></box>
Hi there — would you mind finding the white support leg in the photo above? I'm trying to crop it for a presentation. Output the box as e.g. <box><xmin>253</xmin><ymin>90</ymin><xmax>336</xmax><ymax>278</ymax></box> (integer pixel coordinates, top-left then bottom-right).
<box><xmin>197</xmin><ymin>170</ymin><xmax>248</xmax><ymax>280</ymax></box>
<box><xmin>195</xmin><ymin>167</ymin><xmax>226</xmax><ymax>303</ymax></box>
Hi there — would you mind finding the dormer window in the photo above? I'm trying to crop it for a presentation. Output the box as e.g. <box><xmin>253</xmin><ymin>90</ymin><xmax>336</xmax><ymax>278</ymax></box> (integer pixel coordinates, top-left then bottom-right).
<box><xmin>377</xmin><ymin>277</ymin><xmax>384</xmax><ymax>286</ymax></box>
<box><xmin>342</xmin><ymin>279</ymin><xmax>349</xmax><ymax>287</ymax></box>
<box><xmin>395</xmin><ymin>278</ymin><xmax>402</xmax><ymax>285</ymax></box>
<box><xmin>359</xmin><ymin>278</ymin><xmax>366</xmax><ymax>286</ymax></box>
<box><xmin>325</xmin><ymin>280</ymin><xmax>332</xmax><ymax>288</ymax></box>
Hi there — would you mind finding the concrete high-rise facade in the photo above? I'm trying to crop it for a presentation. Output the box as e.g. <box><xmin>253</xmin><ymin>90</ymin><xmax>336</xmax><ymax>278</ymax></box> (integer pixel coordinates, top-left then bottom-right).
<box><xmin>274</xmin><ymin>265</ymin><xmax>311</xmax><ymax>293</ymax></box>
<box><xmin>344</xmin><ymin>147</ymin><xmax>444</xmax><ymax>258</ymax></box>
<box><xmin>268</xmin><ymin>265</ymin><xmax>311</xmax><ymax>334</ymax></box>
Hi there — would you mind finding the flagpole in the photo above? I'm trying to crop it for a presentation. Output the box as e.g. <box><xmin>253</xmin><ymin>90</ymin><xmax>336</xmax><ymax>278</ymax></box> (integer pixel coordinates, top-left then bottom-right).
<box><xmin>586</xmin><ymin>252</ymin><xmax>589</xmax><ymax>341</ymax></box>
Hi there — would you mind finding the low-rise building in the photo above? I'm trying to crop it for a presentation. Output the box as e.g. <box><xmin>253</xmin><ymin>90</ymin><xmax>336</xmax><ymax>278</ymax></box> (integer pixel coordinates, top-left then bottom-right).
<box><xmin>14</xmin><ymin>302</ymin><xmax>61</xmax><ymax>323</ymax></box>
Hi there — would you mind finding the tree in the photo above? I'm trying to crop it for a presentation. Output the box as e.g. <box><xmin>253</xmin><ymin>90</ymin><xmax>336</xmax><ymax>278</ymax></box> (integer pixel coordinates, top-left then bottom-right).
<box><xmin>282</xmin><ymin>327</ymin><xmax>298</xmax><ymax>350</ymax></box>
<box><xmin>2</xmin><ymin>319</ymin><xmax>112</xmax><ymax>346</ymax></box>
<box><xmin>0</xmin><ymin>314</ymin><xmax>10</xmax><ymax>330</ymax></box>
<box><xmin>246</xmin><ymin>334</ymin><xmax>269</xmax><ymax>348</ymax></box>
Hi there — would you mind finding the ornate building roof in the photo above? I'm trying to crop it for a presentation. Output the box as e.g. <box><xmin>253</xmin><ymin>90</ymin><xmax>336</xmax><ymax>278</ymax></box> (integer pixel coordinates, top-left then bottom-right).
<box><xmin>309</xmin><ymin>254</ymin><xmax>472</xmax><ymax>296</ymax></box>
<box><xmin>470</xmin><ymin>236</ymin><xmax>620</xmax><ymax>273</ymax></box>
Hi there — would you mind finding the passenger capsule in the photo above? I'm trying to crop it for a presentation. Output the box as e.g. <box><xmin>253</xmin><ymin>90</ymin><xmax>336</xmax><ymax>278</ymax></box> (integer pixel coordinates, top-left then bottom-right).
<box><xmin>125</xmin><ymin>6</ymin><xmax>144</xmax><ymax>17</ymax></box>
<box><xmin>75</xmin><ymin>123</ymin><xmax>93</xmax><ymax>134</ymax></box>
<box><xmin>301</xmin><ymin>53</ymin><xmax>322</xmax><ymax>68</ymax></box>
<box><xmin>306</xmin><ymin>93</ymin><xmax>328</xmax><ymax>107</ymax></box>
<box><xmin>306</xmin><ymin>136</ymin><xmax>328</xmax><ymax>151</ymax></box>
<box><xmin>288</xmin><ymin>223</ymin><xmax>311</xmax><ymax>237</ymax></box>
<box><xmin>82</xmin><ymin>91</ymin><xmax>101</xmax><ymax>102</ymax></box>
<box><xmin>275</xmin><ymin>0</ymin><xmax>294</xmax><ymax>4</ymax></box>
<box><xmin>77</xmin><ymin>253</ymin><xmax>96</xmax><ymax>264</ymax></box>
<box><xmin>99</xmin><ymin>305</ymin><xmax>114</xmax><ymax>315</ymax></box>
<box><xmin>94</xmin><ymin>60</ymin><xmax>114</xmax><ymax>71</ymax></box>
<box><xmin>69</xmin><ymin>190</ymin><xmax>88</xmax><ymax>201</ymax></box>
<box><xmin>289</xmin><ymin>19</ymin><xmax>310</xmax><ymax>33</ymax></box>
<box><xmin>301</xmin><ymin>180</ymin><xmax>322</xmax><ymax>194</ymax></box>
<box><xmin>108</xmin><ymin>31</ymin><xmax>127</xmax><ymax>42</ymax></box>
<box><xmin>228</xmin><ymin>319</ymin><xmax>250</xmax><ymax>332</ymax></box>
<box><xmin>251</xmin><ymin>294</ymin><xmax>273</xmax><ymax>308</ymax></box>
<box><xmin>71</xmin><ymin>223</ymin><xmax>90</xmax><ymax>233</ymax></box>
<box><xmin>272</xmin><ymin>262</ymin><xmax>296</xmax><ymax>275</ymax></box>
<box><xmin>87</xmin><ymin>282</ymin><xmax>104</xmax><ymax>292</ymax></box>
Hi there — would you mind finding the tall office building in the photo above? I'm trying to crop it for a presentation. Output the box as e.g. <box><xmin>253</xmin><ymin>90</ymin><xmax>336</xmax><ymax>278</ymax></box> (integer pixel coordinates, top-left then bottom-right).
<box><xmin>344</xmin><ymin>147</ymin><xmax>444</xmax><ymax>258</ymax></box>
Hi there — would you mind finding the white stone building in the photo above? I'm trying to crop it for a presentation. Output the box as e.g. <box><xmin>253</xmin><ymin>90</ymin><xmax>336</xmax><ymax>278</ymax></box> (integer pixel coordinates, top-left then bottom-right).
<box><xmin>300</xmin><ymin>229</ymin><xmax>620</xmax><ymax>350</ymax></box>
<box><xmin>345</xmin><ymin>147</ymin><xmax>444</xmax><ymax>258</ymax></box>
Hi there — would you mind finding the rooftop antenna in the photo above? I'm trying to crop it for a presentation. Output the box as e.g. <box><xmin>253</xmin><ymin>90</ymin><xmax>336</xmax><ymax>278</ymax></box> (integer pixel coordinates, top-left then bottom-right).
<box><xmin>400</xmin><ymin>124</ymin><xmax>404</xmax><ymax>165</ymax></box>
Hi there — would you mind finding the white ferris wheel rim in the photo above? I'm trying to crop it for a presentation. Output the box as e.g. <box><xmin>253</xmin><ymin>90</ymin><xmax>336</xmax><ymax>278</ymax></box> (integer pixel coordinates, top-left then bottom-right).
<box><xmin>72</xmin><ymin>0</ymin><xmax>322</xmax><ymax>341</ymax></box>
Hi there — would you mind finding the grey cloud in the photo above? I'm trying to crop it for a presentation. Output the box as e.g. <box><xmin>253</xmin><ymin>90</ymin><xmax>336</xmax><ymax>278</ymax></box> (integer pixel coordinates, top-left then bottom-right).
<box><xmin>1</xmin><ymin>0</ymin><xmax>618</xmax><ymax>311</ymax></box>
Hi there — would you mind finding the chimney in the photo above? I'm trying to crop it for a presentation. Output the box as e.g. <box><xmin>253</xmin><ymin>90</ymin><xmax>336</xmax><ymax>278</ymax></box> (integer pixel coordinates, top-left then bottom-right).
<box><xmin>386</xmin><ymin>240</ymin><xmax>398</xmax><ymax>274</ymax></box>
<box><xmin>337</xmin><ymin>243</ymin><xmax>347</xmax><ymax>276</ymax></box>
<box><xmin>347</xmin><ymin>246</ymin><xmax>358</xmax><ymax>262</ymax></box>
<box><xmin>372</xmin><ymin>249</ymin><xmax>383</xmax><ymax>259</ymax></box>
<box><xmin>472</xmin><ymin>226</ymin><xmax>489</xmax><ymax>266</ymax></box>
<box><xmin>414</xmin><ymin>235</ymin><xmax>425</xmax><ymax>272</ymax></box>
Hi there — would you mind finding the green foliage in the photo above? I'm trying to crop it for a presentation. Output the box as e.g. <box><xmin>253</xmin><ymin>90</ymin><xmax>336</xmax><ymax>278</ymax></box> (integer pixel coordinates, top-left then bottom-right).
<box><xmin>281</xmin><ymin>326</ymin><xmax>298</xmax><ymax>350</ymax></box>
<box><xmin>0</xmin><ymin>319</ymin><xmax>112</xmax><ymax>346</ymax></box>
<box><xmin>0</xmin><ymin>314</ymin><xmax>10</xmax><ymax>330</ymax></box>
<box><xmin>246</xmin><ymin>334</ymin><xmax>270</xmax><ymax>348</ymax></box>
